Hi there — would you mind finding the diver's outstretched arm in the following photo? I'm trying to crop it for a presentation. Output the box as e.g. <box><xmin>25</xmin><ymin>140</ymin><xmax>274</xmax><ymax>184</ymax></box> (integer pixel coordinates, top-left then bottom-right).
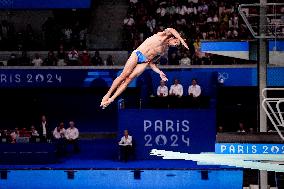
<box><xmin>149</xmin><ymin>62</ymin><xmax>168</xmax><ymax>81</ymax></box>
<box><xmin>165</xmin><ymin>28</ymin><xmax>189</xmax><ymax>50</ymax></box>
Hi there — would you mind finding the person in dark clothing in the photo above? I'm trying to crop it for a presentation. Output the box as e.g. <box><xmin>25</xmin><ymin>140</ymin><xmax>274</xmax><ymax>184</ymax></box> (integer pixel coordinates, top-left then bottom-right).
<box><xmin>18</xmin><ymin>51</ymin><xmax>31</xmax><ymax>66</ymax></box>
<box><xmin>168</xmin><ymin>52</ymin><xmax>180</xmax><ymax>65</ymax></box>
<box><xmin>57</xmin><ymin>45</ymin><xmax>66</xmax><ymax>66</ymax></box>
<box><xmin>91</xmin><ymin>51</ymin><xmax>103</xmax><ymax>66</ymax></box>
<box><xmin>43</xmin><ymin>51</ymin><xmax>57</xmax><ymax>66</ymax></box>
<box><xmin>7</xmin><ymin>53</ymin><xmax>18</xmax><ymax>66</ymax></box>
<box><xmin>106</xmin><ymin>55</ymin><xmax>114</xmax><ymax>66</ymax></box>
<box><xmin>38</xmin><ymin>115</ymin><xmax>51</xmax><ymax>142</ymax></box>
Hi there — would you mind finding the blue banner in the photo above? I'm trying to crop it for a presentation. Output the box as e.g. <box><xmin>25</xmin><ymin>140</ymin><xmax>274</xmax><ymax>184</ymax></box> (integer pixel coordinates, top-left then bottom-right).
<box><xmin>215</xmin><ymin>143</ymin><xmax>284</xmax><ymax>154</ymax></box>
<box><xmin>269</xmin><ymin>40</ymin><xmax>284</xmax><ymax>51</ymax></box>
<box><xmin>118</xmin><ymin>109</ymin><xmax>216</xmax><ymax>159</ymax></box>
<box><xmin>202</xmin><ymin>41</ymin><xmax>284</xmax><ymax>52</ymax></box>
<box><xmin>201</xmin><ymin>41</ymin><xmax>249</xmax><ymax>51</ymax></box>
<box><xmin>0</xmin><ymin>67</ymin><xmax>284</xmax><ymax>88</ymax></box>
<box><xmin>0</xmin><ymin>69</ymin><xmax>118</xmax><ymax>88</ymax></box>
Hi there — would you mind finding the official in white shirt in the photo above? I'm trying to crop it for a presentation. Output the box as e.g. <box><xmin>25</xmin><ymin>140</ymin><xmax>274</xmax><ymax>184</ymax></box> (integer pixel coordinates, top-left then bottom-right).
<box><xmin>65</xmin><ymin>121</ymin><xmax>80</xmax><ymax>153</ymax></box>
<box><xmin>188</xmin><ymin>79</ymin><xmax>201</xmax><ymax>97</ymax></box>
<box><xmin>53</xmin><ymin>122</ymin><xmax>66</xmax><ymax>155</ymax></box>
<box><xmin>31</xmin><ymin>126</ymin><xmax>39</xmax><ymax>137</ymax></box>
<box><xmin>118</xmin><ymin>130</ymin><xmax>133</xmax><ymax>162</ymax></box>
<box><xmin>29</xmin><ymin>125</ymin><xmax>39</xmax><ymax>143</ymax></box>
<box><xmin>188</xmin><ymin>79</ymin><xmax>202</xmax><ymax>108</ymax></box>
<box><xmin>53</xmin><ymin>122</ymin><xmax>66</xmax><ymax>139</ymax></box>
<box><xmin>169</xmin><ymin>79</ymin><xmax>184</xmax><ymax>108</ymax></box>
<box><xmin>157</xmin><ymin>80</ymin><xmax>168</xmax><ymax>97</ymax></box>
<box><xmin>169</xmin><ymin>79</ymin><xmax>183</xmax><ymax>97</ymax></box>
<box><xmin>31</xmin><ymin>53</ymin><xmax>43</xmax><ymax>66</ymax></box>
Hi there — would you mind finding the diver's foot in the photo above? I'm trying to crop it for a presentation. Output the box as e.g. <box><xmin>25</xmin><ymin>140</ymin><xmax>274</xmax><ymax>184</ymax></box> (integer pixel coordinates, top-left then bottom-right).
<box><xmin>100</xmin><ymin>98</ymin><xmax>114</xmax><ymax>109</ymax></box>
<box><xmin>100</xmin><ymin>96</ymin><xmax>109</xmax><ymax>107</ymax></box>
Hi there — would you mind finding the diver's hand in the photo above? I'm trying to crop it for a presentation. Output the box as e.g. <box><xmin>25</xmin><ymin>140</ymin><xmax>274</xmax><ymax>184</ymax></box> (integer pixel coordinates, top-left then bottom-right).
<box><xmin>160</xmin><ymin>71</ymin><xmax>168</xmax><ymax>82</ymax></box>
<box><xmin>181</xmin><ymin>39</ymin><xmax>189</xmax><ymax>50</ymax></box>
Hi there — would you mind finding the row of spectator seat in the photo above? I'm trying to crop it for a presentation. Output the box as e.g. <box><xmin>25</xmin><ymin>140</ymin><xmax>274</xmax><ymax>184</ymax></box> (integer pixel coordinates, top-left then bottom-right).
<box><xmin>123</xmin><ymin>0</ymin><xmax>256</xmax><ymax>65</ymax></box>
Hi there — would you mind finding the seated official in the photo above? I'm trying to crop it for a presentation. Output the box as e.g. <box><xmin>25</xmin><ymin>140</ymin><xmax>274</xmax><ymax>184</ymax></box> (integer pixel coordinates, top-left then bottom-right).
<box><xmin>155</xmin><ymin>80</ymin><xmax>169</xmax><ymax>108</ymax></box>
<box><xmin>157</xmin><ymin>80</ymin><xmax>168</xmax><ymax>97</ymax></box>
<box><xmin>188</xmin><ymin>78</ymin><xmax>201</xmax><ymax>107</ymax></box>
<box><xmin>53</xmin><ymin>122</ymin><xmax>66</xmax><ymax>155</ymax></box>
<box><xmin>65</xmin><ymin>121</ymin><xmax>80</xmax><ymax>153</ymax></box>
<box><xmin>10</xmin><ymin>128</ymin><xmax>19</xmax><ymax>143</ymax></box>
<box><xmin>30</xmin><ymin>125</ymin><xmax>39</xmax><ymax>143</ymax></box>
<box><xmin>169</xmin><ymin>79</ymin><xmax>183</xmax><ymax>97</ymax></box>
<box><xmin>31</xmin><ymin>126</ymin><xmax>39</xmax><ymax>137</ymax></box>
<box><xmin>169</xmin><ymin>79</ymin><xmax>183</xmax><ymax>108</ymax></box>
<box><xmin>118</xmin><ymin>129</ymin><xmax>133</xmax><ymax>162</ymax></box>
<box><xmin>188</xmin><ymin>79</ymin><xmax>201</xmax><ymax>98</ymax></box>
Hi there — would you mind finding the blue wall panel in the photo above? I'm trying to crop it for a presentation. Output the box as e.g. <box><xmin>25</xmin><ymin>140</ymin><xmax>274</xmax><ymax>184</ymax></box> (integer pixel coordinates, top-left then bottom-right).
<box><xmin>201</xmin><ymin>41</ymin><xmax>284</xmax><ymax>51</ymax></box>
<box><xmin>1</xmin><ymin>67</ymin><xmax>284</xmax><ymax>89</ymax></box>
<box><xmin>201</xmin><ymin>41</ymin><xmax>249</xmax><ymax>51</ymax></box>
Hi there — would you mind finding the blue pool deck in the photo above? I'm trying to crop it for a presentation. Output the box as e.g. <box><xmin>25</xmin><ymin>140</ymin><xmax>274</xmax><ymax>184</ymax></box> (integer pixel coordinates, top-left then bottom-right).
<box><xmin>0</xmin><ymin>158</ymin><xmax>228</xmax><ymax>170</ymax></box>
<box><xmin>0</xmin><ymin>139</ymin><xmax>231</xmax><ymax>170</ymax></box>
<box><xmin>0</xmin><ymin>140</ymin><xmax>243</xmax><ymax>189</ymax></box>
<box><xmin>0</xmin><ymin>170</ymin><xmax>243</xmax><ymax>189</ymax></box>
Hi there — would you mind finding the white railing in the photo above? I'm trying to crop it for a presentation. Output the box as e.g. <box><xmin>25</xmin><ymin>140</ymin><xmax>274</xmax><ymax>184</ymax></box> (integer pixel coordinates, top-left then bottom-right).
<box><xmin>262</xmin><ymin>88</ymin><xmax>284</xmax><ymax>140</ymax></box>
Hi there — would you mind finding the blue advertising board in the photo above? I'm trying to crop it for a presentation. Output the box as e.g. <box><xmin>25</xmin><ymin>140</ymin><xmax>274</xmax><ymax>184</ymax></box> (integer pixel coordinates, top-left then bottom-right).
<box><xmin>201</xmin><ymin>41</ymin><xmax>249</xmax><ymax>51</ymax></box>
<box><xmin>0</xmin><ymin>67</ymin><xmax>284</xmax><ymax>89</ymax></box>
<box><xmin>118</xmin><ymin>109</ymin><xmax>216</xmax><ymax>159</ymax></box>
<box><xmin>201</xmin><ymin>41</ymin><xmax>284</xmax><ymax>61</ymax></box>
<box><xmin>0</xmin><ymin>69</ymin><xmax>118</xmax><ymax>88</ymax></box>
<box><xmin>215</xmin><ymin>143</ymin><xmax>284</xmax><ymax>154</ymax></box>
<box><xmin>202</xmin><ymin>40</ymin><xmax>284</xmax><ymax>51</ymax></box>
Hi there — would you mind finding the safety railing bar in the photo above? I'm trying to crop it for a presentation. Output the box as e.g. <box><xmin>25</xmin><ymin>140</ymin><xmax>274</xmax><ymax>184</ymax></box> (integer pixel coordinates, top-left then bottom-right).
<box><xmin>276</xmin><ymin>100</ymin><xmax>284</xmax><ymax>125</ymax></box>
<box><xmin>266</xmin><ymin>101</ymin><xmax>282</xmax><ymax>126</ymax></box>
<box><xmin>262</xmin><ymin>100</ymin><xmax>284</xmax><ymax>141</ymax></box>
<box><xmin>262</xmin><ymin>88</ymin><xmax>284</xmax><ymax>99</ymax></box>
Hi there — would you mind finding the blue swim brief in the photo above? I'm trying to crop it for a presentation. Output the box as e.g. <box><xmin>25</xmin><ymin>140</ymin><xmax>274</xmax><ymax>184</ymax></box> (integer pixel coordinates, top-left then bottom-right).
<box><xmin>134</xmin><ymin>50</ymin><xmax>148</xmax><ymax>63</ymax></box>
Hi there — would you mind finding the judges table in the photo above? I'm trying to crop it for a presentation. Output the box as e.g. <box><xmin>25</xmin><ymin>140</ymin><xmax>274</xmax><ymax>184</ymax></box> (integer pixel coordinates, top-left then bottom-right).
<box><xmin>149</xmin><ymin>96</ymin><xmax>211</xmax><ymax>109</ymax></box>
<box><xmin>0</xmin><ymin>143</ymin><xmax>57</xmax><ymax>164</ymax></box>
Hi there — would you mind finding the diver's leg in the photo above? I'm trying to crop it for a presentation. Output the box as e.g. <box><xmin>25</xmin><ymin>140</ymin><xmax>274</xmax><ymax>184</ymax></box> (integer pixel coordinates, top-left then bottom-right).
<box><xmin>103</xmin><ymin>63</ymin><xmax>148</xmax><ymax>107</ymax></box>
<box><xmin>101</xmin><ymin>52</ymin><xmax>138</xmax><ymax>105</ymax></box>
